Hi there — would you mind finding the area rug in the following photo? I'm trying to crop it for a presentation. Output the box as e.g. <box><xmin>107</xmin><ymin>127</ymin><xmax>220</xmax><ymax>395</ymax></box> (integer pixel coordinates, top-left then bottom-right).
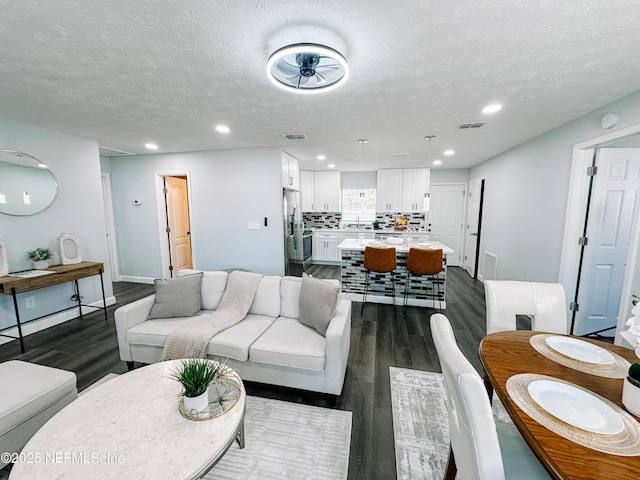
<box><xmin>390</xmin><ymin>366</ymin><xmax>511</xmax><ymax>480</ymax></box>
<box><xmin>84</xmin><ymin>374</ymin><xmax>351</xmax><ymax>480</ymax></box>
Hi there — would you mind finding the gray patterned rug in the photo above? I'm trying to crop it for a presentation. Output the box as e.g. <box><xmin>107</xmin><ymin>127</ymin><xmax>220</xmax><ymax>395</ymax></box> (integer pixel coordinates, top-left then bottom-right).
<box><xmin>390</xmin><ymin>367</ymin><xmax>511</xmax><ymax>480</ymax></box>
<box><xmin>83</xmin><ymin>374</ymin><xmax>352</xmax><ymax>480</ymax></box>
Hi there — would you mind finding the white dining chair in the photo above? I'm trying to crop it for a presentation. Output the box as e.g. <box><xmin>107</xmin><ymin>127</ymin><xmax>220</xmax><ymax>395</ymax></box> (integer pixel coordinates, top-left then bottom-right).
<box><xmin>484</xmin><ymin>280</ymin><xmax>568</xmax><ymax>335</ymax></box>
<box><xmin>430</xmin><ymin>313</ymin><xmax>551</xmax><ymax>480</ymax></box>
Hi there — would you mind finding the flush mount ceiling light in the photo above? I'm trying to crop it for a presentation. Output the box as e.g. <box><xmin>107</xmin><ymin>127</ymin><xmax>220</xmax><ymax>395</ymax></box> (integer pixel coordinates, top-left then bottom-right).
<box><xmin>483</xmin><ymin>103</ymin><xmax>502</xmax><ymax>114</ymax></box>
<box><xmin>266</xmin><ymin>43</ymin><xmax>349</xmax><ymax>94</ymax></box>
<box><xmin>215</xmin><ymin>124</ymin><xmax>230</xmax><ymax>134</ymax></box>
<box><xmin>145</xmin><ymin>143</ymin><xmax>158</xmax><ymax>150</ymax></box>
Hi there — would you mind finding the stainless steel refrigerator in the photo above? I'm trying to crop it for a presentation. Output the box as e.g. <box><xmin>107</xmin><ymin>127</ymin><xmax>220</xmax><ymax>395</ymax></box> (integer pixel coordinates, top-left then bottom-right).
<box><xmin>283</xmin><ymin>189</ymin><xmax>311</xmax><ymax>276</ymax></box>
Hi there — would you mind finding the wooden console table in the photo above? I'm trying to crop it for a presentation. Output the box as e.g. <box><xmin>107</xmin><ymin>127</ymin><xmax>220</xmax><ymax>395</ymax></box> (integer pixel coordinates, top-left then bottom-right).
<box><xmin>0</xmin><ymin>261</ymin><xmax>107</xmax><ymax>353</ymax></box>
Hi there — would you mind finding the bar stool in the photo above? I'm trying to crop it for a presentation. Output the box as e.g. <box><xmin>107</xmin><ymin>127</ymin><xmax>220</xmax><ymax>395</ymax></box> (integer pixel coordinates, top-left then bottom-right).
<box><xmin>403</xmin><ymin>247</ymin><xmax>443</xmax><ymax>315</ymax></box>
<box><xmin>361</xmin><ymin>246</ymin><xmax>397</xmax><ymax>316</ymax></box>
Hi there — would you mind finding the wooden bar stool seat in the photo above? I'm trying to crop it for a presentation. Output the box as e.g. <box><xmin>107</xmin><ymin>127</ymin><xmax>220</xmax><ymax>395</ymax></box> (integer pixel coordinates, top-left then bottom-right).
<box><xmin>403</xmin><ymin>247</ymin><xmax>443</xmax><ymax>315</ymax></box>
<box><xmin>361</xmin><ymin>246</ymin><xmax>397</xmax><ymax>316</ymax></box>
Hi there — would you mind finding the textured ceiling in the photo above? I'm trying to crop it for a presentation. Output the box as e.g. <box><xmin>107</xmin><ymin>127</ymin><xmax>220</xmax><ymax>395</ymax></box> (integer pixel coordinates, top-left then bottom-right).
<box><xmin>1</xmin><ymin>1</ymin><xmax>640</xmax><ymax>171</ymax></box>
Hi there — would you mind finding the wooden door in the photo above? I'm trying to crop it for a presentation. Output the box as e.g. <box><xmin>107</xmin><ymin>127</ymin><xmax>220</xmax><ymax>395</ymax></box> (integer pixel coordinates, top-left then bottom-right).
<box><xmin>575</xmin><ymin>148</ymin><xmax>640</xmax><ymax>334</ymax></box>
<box><xmin>165</xmin><ymin>176</ymin><xmax>193</xmax><ymax>273</ymax></box>
<box><xmin>429</xmin><ymin>184</ymin><xmax>465</xmax><ymax>267</ymax></box>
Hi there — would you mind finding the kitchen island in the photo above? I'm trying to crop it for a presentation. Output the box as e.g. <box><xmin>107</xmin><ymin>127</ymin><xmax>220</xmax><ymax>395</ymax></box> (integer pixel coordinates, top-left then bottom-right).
<box><xmin>337</xmin><ymin>238</ymin><xmax>454</xmax><ymax>308</ymax></box>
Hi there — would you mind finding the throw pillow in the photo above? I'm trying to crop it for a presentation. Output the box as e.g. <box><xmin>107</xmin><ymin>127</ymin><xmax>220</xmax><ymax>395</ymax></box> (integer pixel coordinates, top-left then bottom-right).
<box><xmin>147</xmin><ymin>272</ymin><xmax>203</xmax><ymax>319</ymax></box>
<box><xmin>298</xmin><ymin>273</ymin><xmax>340</xmax><ymax>336</ymax></box>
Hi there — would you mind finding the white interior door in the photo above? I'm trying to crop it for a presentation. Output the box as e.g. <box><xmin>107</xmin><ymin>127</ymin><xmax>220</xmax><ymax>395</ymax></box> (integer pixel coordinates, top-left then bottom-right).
<box><xmin>464</xmin><ymin>178</ymin><xmax>483</xmax><ymax>277</ymax></box>
<box><xmin>429</xmin><ymin>184</ymin><xmax>466</xmax><ymax>267</ymax></box>
<box><xmin>165</xmin><ymin>176</ymin><xmax>193</xmax><ymax>273</ymax></box>
<box><xmin>101</xmin><ymin>173</ymin><xmax>119</xmax><ymax>281</ymax></box>
<box><xmin>576</xmin><ymin>148</ymin><xmax>640</xmax><ymax>335</ymax></box>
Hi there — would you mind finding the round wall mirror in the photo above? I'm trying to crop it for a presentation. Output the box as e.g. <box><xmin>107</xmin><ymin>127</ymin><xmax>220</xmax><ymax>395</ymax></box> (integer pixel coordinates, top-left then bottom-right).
<box><xmin>0</xmin><ymin>150</ymin><xmax>58</xmax><ymax>216</ymax></box>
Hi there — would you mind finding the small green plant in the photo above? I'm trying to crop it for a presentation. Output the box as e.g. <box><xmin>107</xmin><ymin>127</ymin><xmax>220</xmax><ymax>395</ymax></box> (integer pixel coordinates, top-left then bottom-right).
<box><xmin>628</xmin><ymin>363</ymin><xmax>640</xmax><ymax>388</ymax></box>
<box><xmin>27</xmin><ymin>248</ymin><xmax>53</xmax><ymax>261</ymax></box>
<box><xmin>170</xmin><ymin>358</ymin><xmax>227</xmax><ymax>398</ymax></box>
<box><xmin>372</xmin><ymin>219</ymin><xmax>381</xmax><ymax>230</ymax></box>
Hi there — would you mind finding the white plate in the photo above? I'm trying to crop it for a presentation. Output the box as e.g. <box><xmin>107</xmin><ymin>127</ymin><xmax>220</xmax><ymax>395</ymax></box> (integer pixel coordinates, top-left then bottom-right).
<box><xmin>416</xmin><ymin>243</ymin><xmax>433</xmax><ymax>249</ymax></box>
<box><xmin>528</xmin><ymin>380</ymin><xmax>624</xmax><ymax>435</ymax></box>
<box><xmin>368</xmin><ymin>241</ymin><xmax>384</xmax><ymax>247</ymax></box>
<box><xmin>545</xmin><ymin>336</ymin><xmax>615</xmax><ymax>365</ymax></box>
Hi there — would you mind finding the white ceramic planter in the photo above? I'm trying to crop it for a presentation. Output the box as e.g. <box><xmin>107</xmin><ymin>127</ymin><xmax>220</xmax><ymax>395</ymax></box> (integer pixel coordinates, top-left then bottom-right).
<box><xmin>33</xmin><ymin>260</ymin><xmax>49</xmax><ymax>270</ymax></box>
<box><xmin>622</xmin><ymin>377</ymin><xmax>640</xmax><ymax>417</ymax></box>
<box><xmin>183</xmin><ymin>388</ymin><xmax>209</xmax><ymax>413</ymax></box>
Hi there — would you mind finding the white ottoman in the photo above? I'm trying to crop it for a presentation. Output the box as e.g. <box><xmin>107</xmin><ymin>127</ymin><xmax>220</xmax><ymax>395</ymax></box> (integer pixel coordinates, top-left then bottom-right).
<box><xmin>0</xmin><ymin>361</ymin><xmax>77</xmax><ymax>468</ymax></box>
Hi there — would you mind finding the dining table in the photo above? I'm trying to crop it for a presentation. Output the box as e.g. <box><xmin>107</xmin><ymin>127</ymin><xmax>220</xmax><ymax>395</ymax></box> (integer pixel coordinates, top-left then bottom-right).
<box><xmin>480</xmin><ymin>330</ymin><xmax>640</xmax><ymax>480</ymax></box>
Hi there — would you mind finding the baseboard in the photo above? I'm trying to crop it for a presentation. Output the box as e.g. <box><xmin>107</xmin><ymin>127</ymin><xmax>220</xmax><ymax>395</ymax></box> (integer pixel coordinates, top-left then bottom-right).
<box><xmin>118</xmin><ymin>275</ymin><xmax>156</xmax><ymax>284</ymax></box>
<box><xmin>0</xmin><ymin>296</ymin><xmax>116</xmax><ymax>346</ymax></box>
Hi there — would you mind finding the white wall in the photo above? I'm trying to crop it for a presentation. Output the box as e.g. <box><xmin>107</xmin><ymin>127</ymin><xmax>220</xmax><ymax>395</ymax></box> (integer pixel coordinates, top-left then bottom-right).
<box><xmin>107</xmin><ymin>148</ymin><xmax>285</xmax><ymax>279</ymax></box>
<box><xmin>0</xmin><ymin>118</ymin><xmax>114</xmax><ymax>332</ymax></box>
<box><xmin>469</xmin><ymin>89</ymin><xmax>640</xmax><ymax>282</ymax></box>
<box><xmin>431</xmin><ymin>168</ymin><xmax>469</xmax><ymax>184</ymax></box>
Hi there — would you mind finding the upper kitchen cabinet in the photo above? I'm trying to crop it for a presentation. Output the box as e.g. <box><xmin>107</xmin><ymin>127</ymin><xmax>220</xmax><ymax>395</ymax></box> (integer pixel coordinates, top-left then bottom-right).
<box><xmin>300</xmin><ymin>170</ymin><xmax>314</xmax><ymax>211</ymax></box>
<box><xmin>282</xmin><ymin>152</ymin><xmax>299</xmax><ymax>190</ymax></box>
<box><xmin>313</xmin><ymin>171</ymin><xmax>341</xmax><ymax>212</ymax></box>
<box><xmin>376</xmin><ymin>169</ymin><xmax>404</xmax><ymax>212</ymax></box>
<box><xmin>401</xmin><ymin>168</ymin><xmax>431</xmax><ymax>212</ymax></box>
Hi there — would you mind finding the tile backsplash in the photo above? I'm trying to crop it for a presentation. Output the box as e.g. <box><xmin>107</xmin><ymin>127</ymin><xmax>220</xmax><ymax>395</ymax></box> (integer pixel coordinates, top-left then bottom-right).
<box><xmin>303</xmin><ymin>212</ymin><xmax>426</xmax><ymax>231</ymax></box>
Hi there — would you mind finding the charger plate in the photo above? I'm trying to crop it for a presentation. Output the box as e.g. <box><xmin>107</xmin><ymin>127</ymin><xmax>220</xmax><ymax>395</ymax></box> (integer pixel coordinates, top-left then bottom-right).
<box><xmin>507</xmin><ymin>373</ymin><xmax>640</xmax><ymax>456</ymax></box>
<box><xmin>530</xmin><ymin>333</ymin><xmax>630</xmax><ymax>378</ymax></box>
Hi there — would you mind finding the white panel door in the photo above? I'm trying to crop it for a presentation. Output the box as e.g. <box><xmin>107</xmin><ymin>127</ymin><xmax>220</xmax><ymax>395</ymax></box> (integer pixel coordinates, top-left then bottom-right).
<box><xmin>576</xmin><ymin>148</ymin><xmax>640</xmax><ymax>334</ymax></box>
<box><xmin>166</xmin><ymin>176</ymin><xmax>193</xmax><ymax>272</ymax></box>
<box><xmin>429</xmin><ymin>184</ymin><xmax>465</xmax><ymax>267</ymax></box>
<box><xmin>464</xmin><ymin>178</ymin><xmax>483</xmax><ymax>277</ymax></box>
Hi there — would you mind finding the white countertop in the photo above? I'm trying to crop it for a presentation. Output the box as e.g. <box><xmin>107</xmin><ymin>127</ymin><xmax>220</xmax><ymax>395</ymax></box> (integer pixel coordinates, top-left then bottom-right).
<box><xmin>337</xmin><ymin>238</ymin><xmax>454</xmax><ymax>255</ymax></box>
<box><xmin>312</xmin><ymin>228</ymin><xmax>429</xmax><ymax>234</ymax></box>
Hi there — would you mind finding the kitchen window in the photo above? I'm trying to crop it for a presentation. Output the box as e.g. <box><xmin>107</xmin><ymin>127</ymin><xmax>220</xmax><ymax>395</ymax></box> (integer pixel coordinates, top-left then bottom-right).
<box><xmin>341</xmin><ymin>172</ymin><xmax>377</xmax><ymax>223</ymax></box>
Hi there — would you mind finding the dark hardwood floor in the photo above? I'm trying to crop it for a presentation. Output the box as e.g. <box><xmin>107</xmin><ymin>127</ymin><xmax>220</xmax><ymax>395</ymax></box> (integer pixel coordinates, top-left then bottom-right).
<box><xmin>0</xmin><ymin>266</ymin><xmax>487</xmax><ymax>480</ymax></box>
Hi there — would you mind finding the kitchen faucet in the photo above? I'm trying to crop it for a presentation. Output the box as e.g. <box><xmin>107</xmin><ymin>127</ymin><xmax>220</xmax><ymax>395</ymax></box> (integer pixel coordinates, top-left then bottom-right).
<box><xmin>356</xmin><ymin>215</ymin><xmax>360</xmax><ymax>229</ymax></box>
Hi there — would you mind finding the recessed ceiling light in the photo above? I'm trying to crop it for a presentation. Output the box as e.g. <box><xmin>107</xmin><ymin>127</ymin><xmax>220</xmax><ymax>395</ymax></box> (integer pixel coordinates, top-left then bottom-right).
<box><xmin>327</xmin><ymin>163</ymin><xmax>336</xmax><ymax>169</ymax></box>
<box><xmin>215</xmin><ymin>125</ymin><xmax>230</xmax><ymax>134</ymax></box>
<box><xmin>432</xmin><ymin>160</ymin><xmax>442</xmax><ymax>166</ymax></box>
<box><xmin>266</xmin><ymin>43</ymin><xmax>349</xmax><ymax>94</ymax></box>
<box><xmin>482</xmin><ymin>103</ymin><xmax>502</xmax><ymax>114</ymax></box>
<box><xmin>145</xmin><ymin>143</ymin><xmax>158</xmax><ymax>150</ymax></box>
<box><xmin>317</xmin><ymin>155</ymin><xmax>326</xmax><ymax>161</ymax></box>
<box><xmin>357</xmin><ymin>139</ymin><xmax>368</xmax><ymax>144</ymax></box>
<box><xmin>443</xmin><ymin>150</ymin><xmax>455</xmax><ymax>156</ymax></box>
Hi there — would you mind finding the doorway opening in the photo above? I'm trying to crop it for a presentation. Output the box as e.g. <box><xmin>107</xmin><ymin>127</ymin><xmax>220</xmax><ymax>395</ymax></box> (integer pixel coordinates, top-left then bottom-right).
<box><xmin>155</xmin><ymin>172</ymin><xmax>194</xmax><ymax>278</ymax></box>
<box><xmin>463</xmin><ymin>177</ymin><xmax>485</xmax><ymax>279</ymax></box>
<box><xmin>559</xmin><ymin>123</ymin><xmax>640</xmax><ymax>343</ymax></box>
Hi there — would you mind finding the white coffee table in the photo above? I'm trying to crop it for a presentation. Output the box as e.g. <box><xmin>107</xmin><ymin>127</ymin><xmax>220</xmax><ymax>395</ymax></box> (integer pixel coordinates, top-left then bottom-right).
<box><xmin>9</xmin><ymin>360</ymin><xmax>245</xmax><ymax>479</ymax></box>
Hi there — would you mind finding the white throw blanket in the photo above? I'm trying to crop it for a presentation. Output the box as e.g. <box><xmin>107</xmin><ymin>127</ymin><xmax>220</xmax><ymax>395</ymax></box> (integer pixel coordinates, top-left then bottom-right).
<box><xmin>161</xmin><ymin>271</ymin><xmax>264</xmax><ymax>361</ymax></box>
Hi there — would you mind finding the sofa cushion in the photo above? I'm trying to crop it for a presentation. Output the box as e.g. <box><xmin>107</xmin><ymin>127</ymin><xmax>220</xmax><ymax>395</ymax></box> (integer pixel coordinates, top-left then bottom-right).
<box><xmin>0</xmin><ymin>361</ymin><xmax>77</xmax><ymax>436</ymax></box>
<box><xmin>280</xmin><ymin>276</ymin><xmax>302</xmax><ymax>319</ymax></box>
<box><xmin>249</xmin><ymin>317</ymin><xmax>326</xmax><ymax>371</ymax></box>
<box><xmin>299</xmin><ymin>273</ymin><xmax>340</xmax><ymax>336</ymax></box>
<box><xmin>147</xmin><ymin>272</ymin><xmax>203</xmax><ymax>319</ymax></box>
<box><xmin>126</xmin><ymin>313</ymin><xmax>274</xmax><ymax>362</ymax></box>
<box><xmin>178</xmin><ymin>269</ymin><xmax>228</xmax><ymax>310</ymax></box>
<box><xmin>248</xmin><ymin>276</ymin><xmax>281</xmax><ymax>318</ymax></box>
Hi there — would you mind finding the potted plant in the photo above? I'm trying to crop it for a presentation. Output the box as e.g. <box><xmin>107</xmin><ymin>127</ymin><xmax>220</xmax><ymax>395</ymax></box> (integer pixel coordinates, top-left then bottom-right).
<box><xmin>27</xmin><ymin>248</ymin><xmax>54</xmax><ymax>269</ymax></box>
<box><xmin>372</xmin><ymin>219</ymin><xmax>381</xmax><ymax>230</ymax></box>
<box><xmin>171</xmin><ymin>358</ymin><xmax>227</xmax><ymax>413</ymax></box>
<box><xmin>622</xmin><ymin>362</ymin><xmax>640</xmax><ymax>417</ymax></box>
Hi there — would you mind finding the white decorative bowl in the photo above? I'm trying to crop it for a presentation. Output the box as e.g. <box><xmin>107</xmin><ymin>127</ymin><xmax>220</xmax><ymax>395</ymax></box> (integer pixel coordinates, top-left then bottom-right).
<box><xmin>386</xmin><ymin>237</ymin><xmax>404</xmax><ymax>245</ymax></box>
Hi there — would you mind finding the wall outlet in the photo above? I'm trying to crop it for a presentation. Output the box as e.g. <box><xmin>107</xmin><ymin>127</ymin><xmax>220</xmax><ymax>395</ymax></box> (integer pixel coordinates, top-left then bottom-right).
<box><xmin>248</xmin><ymin>221</ymin><xmax>260</xmax><ymax>230</ymax></box>
<box><xmin>26</xmin><ymin>296</ymin><xmax>36</xmax><ymax>308</ymax></box>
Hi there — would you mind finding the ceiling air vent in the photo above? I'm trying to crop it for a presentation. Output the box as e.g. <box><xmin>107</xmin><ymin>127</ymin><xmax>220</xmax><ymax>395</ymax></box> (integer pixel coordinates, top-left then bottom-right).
<box><xmin>458</xmin><ymin>122</ymin><xmax>486</xmax><ymax>129</ymax></box>
<box><xmin>282</xmin><ymin>133</ymin><xmax>307</xmax><ymax>140</ymax></box>
<box><xmin>98</xmin><ymin>146</ymin><xmax>135</xmax><ymax>156</ymax></box>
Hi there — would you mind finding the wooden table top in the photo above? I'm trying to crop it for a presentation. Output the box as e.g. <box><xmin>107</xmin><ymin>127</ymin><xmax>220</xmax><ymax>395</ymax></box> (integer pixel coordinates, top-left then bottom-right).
<box><xmin>480</xmin><ymin>331</ymin><xmax>640</xmax><ymax>480</ymax></box>
<box><xmin>0</xmin><ymin>261</ymin><xmax>104</xmax><ymax>295</ymax></box>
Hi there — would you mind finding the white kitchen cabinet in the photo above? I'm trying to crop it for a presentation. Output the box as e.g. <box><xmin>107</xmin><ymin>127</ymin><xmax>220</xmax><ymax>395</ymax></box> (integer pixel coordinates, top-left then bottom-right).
<box><xmin>313</xmin><ymin>171</ymin><xmax>341</xmax><ymax>212</ymax></box>
<box><xmin>282</xmin><ymin>152</ymin><xmax>299</xmax><ymax>190</ymax></box>
<box><xmin>300</xmin><ymin>170</ymin><xmax>314</xmax><ymax>211</ymax></box>
<box><xmin>338</xmin><ymin>231</ymin><xmax>375</xmax><ymax>242</ymax></box>
<box><xmin>376</xmin><ymin>169</ymin><xmax>403</xmax><ymax>212</ymax></box>
<box><xmin>313</xmin><ymin>231</ymin><xmax>340</xmax><ymax>263</ymax></box>
<box><xmin>401</xmin><ymin>168</ymin><xmax>431</xmax><ymax>212</ymax></box>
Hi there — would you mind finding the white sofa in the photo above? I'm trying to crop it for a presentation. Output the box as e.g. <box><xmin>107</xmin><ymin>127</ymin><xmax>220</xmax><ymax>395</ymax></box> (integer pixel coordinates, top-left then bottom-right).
<box><xmin>115</xmin><ymin>271</ymin><xmax>351</xmax><ymax>395</ymax></box>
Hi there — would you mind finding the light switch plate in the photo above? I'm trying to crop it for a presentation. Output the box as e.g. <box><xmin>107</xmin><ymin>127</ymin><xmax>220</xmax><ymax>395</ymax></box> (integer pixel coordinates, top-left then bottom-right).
<box><xmin>248</xmin><ymin>221</ymin><xmax>260</xmax><ymax>230</ymax></box>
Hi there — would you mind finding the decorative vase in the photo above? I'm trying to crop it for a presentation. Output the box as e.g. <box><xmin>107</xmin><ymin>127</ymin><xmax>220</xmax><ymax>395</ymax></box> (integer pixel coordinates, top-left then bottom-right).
<box><xmin>622</xmin><ymin>377</ymin><xmax>640</xmax><ymax>417</ymax></box>
<box><xmin>33</xmin><ymin>260</ymin><xmax>49</xmax><ymax>270</ymax></box>
<box><xmin>183</xmin><ymin>388</ymin><xmax>209</xmax><ymax>413</ymax></box>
